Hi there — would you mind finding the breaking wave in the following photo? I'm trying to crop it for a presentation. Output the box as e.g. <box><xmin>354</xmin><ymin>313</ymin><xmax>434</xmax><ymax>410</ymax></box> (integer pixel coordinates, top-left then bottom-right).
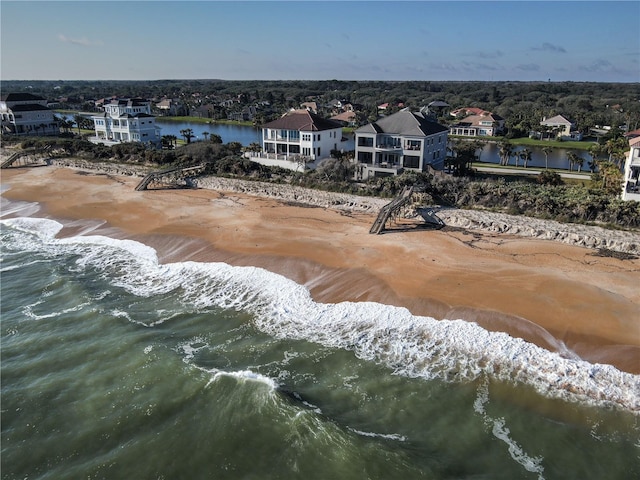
<box><xmin>2</xmin><ymin>216</ymin><xmax>639</xmax><ymax>413</ymax></box>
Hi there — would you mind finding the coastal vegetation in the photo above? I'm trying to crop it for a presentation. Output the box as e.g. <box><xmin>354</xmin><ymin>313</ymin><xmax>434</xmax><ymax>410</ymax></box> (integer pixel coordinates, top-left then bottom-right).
<box><xmin>6</xmin><ymin>134</ymin><xmax>639</xmax><ymax>229</ymax></box>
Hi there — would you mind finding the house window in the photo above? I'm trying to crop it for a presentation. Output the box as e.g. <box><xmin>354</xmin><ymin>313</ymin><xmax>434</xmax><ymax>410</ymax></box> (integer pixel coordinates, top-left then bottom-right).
<box><xmin>358</xmin><ymin>151</ymin><xmax>373</xmax><ymax>164</ymax></box>
<box><xmin>290</xmin><ymin>130</ymin><xmax>300</xmax><ymax>140</ymax></box>
<box><xmin>404</xmin><ymin>155</ymin><xmax>420</xmax><ymax>169</ymax></box>
<box><xmin>358</xmin><ymin>136</ymin><xmax>373</xmax><ymax>147</ymax></box>
<box><xmin>302</xmin><ymin>134</ymin><xmax>311</xmax><ymax>141</ymax></box>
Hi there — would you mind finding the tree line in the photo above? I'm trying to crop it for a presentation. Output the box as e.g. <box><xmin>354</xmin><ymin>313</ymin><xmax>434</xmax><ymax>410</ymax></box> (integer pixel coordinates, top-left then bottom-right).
<box><xmin>4</xmin><ymin>79</ymin><xmax>639</xmax><ymax>135</ymax></box>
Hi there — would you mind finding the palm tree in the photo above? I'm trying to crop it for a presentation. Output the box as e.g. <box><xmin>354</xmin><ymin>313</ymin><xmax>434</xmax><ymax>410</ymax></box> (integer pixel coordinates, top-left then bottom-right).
<box><xmin>180</xmin><ymin>128</ymin><xmax>195</xmax><ymax>144</ymax></box>
<box><xmin>520</xmin><ymin>148</ymin><xmax>532</xmax><ymax>168</ymax></box>
<box><xmin>202</xmin><ymin>131</ymin><xmax>210</xmax><ymax>142</ymax></box>
<box><xmin>498</xmin><ymin>141</ymin><xmax>513</xmax><ymax>166</ymax></box>
<box><xmin>567</xmin><ymin>151</ymin><xmax>580</xmax><ymax>171</ymax></box>
<box><xmin>541</xmin><ymin>146</ymin><xmax>553</xmax><ymax>170</ymax></box>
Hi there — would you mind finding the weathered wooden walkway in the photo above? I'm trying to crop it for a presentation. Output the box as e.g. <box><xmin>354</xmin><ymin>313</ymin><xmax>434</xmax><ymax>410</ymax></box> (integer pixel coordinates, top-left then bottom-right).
<box><xmin>135</xmin><ymin>165</ymin><xmax>206</xmax><ymax>191</ymax></box>
<box><xmin>369</xmin><ymin>186</ymin><xmax>414</xmax><ymax>234</ymax></box>
<box><xmin>0</xmin><ymin>148</ymin><xmax>49</xmax><ymax>169</ymax></box>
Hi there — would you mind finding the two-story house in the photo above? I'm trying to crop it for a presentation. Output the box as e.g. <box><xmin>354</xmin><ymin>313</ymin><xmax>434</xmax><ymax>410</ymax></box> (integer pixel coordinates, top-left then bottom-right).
<box><xmin>622</xmin><ymin>136</ymin><xmax>640</xmax><ymax>201</ymax></box>
<box><xmin>248</xmin><ymin>109</ymin><xmax>343</xmax><ymax>172</ymax></box>
<box><xmin>540</xmin><ymin>115</ymin><xmax>582</xmax><ymax>141</ymax></box>
<box><xmin>354</xmin><ymin>108</ymin><xmax>448</xmax><ymax>180</ymax></box>
<box><xmin>0</xmin><ymin>93</ymin><xmax>59</xmax><ymax>136</ymax></box>
<box><xmin>91</xmin><ymin>98</ymin><xmax>161</xmax><ymax>147</ymax></box>
<box><xmin>449</xmin><ymin>112</ymin><xmax>505</xmax><ymax>137</ymax></box>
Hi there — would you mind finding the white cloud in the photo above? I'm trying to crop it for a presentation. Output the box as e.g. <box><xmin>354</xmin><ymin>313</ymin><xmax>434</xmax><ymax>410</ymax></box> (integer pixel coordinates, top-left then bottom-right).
<box><xmin>57</xmin><ymin>34</ymin><xmax>103</xmax><ymax>47</ymax></box>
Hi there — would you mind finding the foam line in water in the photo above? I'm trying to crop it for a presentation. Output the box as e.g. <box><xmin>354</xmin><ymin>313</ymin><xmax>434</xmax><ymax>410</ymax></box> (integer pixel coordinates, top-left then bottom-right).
<box><xmin>475</xmin><ymin>381</ymin><xmax>546</xmax><ymax>479</ymax></box>
<box><xmin>2</xmin><ymin>216</ymin><xmax>640</xmax><ymax>413</ymax></box>
<box><xmin>348</xmin><ymin>427</ymin><xmax>407</xmax><ymax>442</ymax></box>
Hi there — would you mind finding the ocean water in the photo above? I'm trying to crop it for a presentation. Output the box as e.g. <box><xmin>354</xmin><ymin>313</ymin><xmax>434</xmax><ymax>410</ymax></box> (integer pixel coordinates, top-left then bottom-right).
<box><xmin>1</xmin><ymin>198</ymin><xmax>639</xmax><ymax>479</ymax></box>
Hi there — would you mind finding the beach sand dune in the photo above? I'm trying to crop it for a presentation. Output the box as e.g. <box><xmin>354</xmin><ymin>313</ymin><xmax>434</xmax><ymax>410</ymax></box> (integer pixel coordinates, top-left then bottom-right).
<box><xmin>2</xmin><ymin>166</ymin><xmax>639</xmax><ymax>373</ymax></box>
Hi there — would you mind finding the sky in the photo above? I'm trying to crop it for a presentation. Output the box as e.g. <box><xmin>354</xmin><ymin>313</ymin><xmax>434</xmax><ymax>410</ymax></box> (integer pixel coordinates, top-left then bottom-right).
<box><xmin>1</xmin><ymin>0</ymin><xmax>639</xmax><ymax>82</ymax></box>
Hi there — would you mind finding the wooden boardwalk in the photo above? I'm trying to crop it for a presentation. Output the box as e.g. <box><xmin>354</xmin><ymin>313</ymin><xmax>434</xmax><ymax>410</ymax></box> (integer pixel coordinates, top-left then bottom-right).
<box><xmin>369</xmin><ymin>186</ymin><xmax>414</xmax><ymax>234</ymax></box>
<box><xmin>135</xmin><ymin>165</ymin><xmax>206</xmax><ymax>191</ymax></box>
<box><xmin>0</xmin><ymin>148</ymin><xmax>49</xmax><ymax>169</ymax></box>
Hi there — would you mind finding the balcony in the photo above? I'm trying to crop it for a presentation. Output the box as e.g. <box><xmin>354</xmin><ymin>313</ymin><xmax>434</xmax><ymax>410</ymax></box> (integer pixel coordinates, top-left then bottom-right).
<box><xmin>375</xmin><ymin>144</ymin><xmax>402</xmax><ymax>151</ymax></box>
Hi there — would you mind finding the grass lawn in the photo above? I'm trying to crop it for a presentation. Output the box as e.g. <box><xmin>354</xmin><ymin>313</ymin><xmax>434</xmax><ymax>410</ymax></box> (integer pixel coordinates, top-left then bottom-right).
<box><xmin>449</xmin><ymin>134</ymin><xmax>596</xmax><ymax>150</ymax></box>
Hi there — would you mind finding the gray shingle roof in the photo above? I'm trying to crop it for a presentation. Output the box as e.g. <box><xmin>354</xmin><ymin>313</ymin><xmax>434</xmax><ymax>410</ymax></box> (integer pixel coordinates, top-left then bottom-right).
<box><xmin>1</xmin><ymin>93</ymin><xmax>46</xmax><ymax>102</ymax></box>
<box><xmin>356</xmin><ymin>110</ymin><xmax>448</xmax><ymax>137</ymax></box>
<box><xmin>263</xmin><ymin>109</ymin><xmax>342</xmax><ymax>131</ymax></box>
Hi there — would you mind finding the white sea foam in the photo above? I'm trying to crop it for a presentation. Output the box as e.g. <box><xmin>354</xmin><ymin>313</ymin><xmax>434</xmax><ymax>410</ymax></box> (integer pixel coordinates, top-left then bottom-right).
<box><xmin>348</xmin><ymin>427</ymin><xmax>407</xmax><ymax>442</ymax></box>
<box><xmin>475</xmin><ymin>381</ymin><xmax>546</xmax><ymax>479</ymax></box>
<box><xmin>3</xmin><ymin>216</ymin><xmax>640</xmax><ymax>413</ymax></box>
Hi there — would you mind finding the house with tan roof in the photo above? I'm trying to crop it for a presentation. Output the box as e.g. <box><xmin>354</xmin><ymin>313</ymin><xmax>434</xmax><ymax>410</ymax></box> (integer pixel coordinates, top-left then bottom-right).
<box><xmin>248</xmin><ymin>109</ymin><xmax>343</xmax><ymax>171</ymax></box>
<box><xmin>449</xmin><ymin>112</ymin><xmax>505</xmax><ymax>137</ymax></box>
<box><xmin>540</xmin><ymin>114</ymin><xmax>582</xmax><ymax>140</ymax></box>
<box><xmin>330</xmin><ymin>110</ymin><xmax>357</xmax><ymax>127</ymax></box>
<box><xmin>354</xmin><ymin>108</ymin><xmax>448</xmax><ymax>179</ymax></box>
<box><xmin>450</xmin><ymin>107</ymin><xmax>489</xmax><ymax>118</ymax></box>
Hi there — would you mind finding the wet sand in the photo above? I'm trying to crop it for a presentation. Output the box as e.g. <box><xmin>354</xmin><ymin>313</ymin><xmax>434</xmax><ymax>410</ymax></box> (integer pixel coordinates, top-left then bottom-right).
<box><xmin>2</xmin><ymin>166</ymin><xmax>639</xmax><ymax>373</ymax></box>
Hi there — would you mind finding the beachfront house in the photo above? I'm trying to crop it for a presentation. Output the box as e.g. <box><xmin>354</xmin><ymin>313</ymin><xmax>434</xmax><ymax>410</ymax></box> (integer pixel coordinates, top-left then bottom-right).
<box><xmin>539</xmin><ymin>115</ymin><xmax>583</xmax><ymax>141</ymax></box>
<box><xmin>449</xmin><ymin>111</ymin><xmax>505</xmax><ymax>137</ymax></box>
<box><xmin>622</xmin><ymin>136</ymin><xmax>640</xmax><ymax>202</ymax></box>
<box><xmin>353</xmin><ymin>108</ymin><xmax>448</xmax><ymax>180</ymax></box>
<box><xmin>0</xmin><ymin>93</ymin><xmax>59</xmax><ymax>136</ymax></box>
<box><xmin>248</xmin><ymin>109</ymin><xmax>343</xmax><ymax>172</ymax></box>
<box><xmin>91</xmin><ymin>98</ymin><xmax>161</xmax><ymax>147</ymax></box>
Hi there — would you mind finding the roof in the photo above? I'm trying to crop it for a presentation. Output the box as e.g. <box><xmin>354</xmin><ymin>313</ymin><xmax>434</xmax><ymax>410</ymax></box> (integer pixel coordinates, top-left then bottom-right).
<box><xmin>355</xmin><ymin>109</ymin><xmax>448</xmax><ymax>137</ymax></box>
<box><xmin>624</xmin><ymin>128</ymin><xmax>640</xmax><ymax>138</ymax></box>
<box><xmin>263</xmin><ymin>109</ymin><xmax>342</xmax><ymax>131</ymax></box>
<box><xmin>541</xmin><ymin>115</ymin><xmax>573</xmax><ymax>125</ymax></box>
<box><xmin>105</xmin><ymin>97</ymin><xmax>150</xmax><ymax>107</ymax></box>
<box><xmin>451</xmin><ymin>107</ymin><xmax>489</xmax><ymax>117</ymax></box>
<box><xmin>1</xmin><ymin>92</ymin><xmax>46</xmax><ymax>102</ymax></box>
<box><xmin>5</xmin><ymin>104</ymin><xmax>52</xmax><ymax>112</ymax></box>
<box><xmin>330</xmin><ymin>111</ymin><xmax>356</xmax><ymax>122</ymax></box>
<box><xmin>428</xmin><ymin>100</ymin><xmax>450</xmax><ymax>108</ymax></box>
<box><xmin>454</xmin><ymin>113</ymin><xmax>503</xmax><ymax>126</ymax></box>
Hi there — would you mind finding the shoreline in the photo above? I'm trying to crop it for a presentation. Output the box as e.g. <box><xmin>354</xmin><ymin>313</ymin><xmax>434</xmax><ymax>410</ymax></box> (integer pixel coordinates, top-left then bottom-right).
<box><xmin>2</xmin><ymin>164</ymin><xmax>639</xmax><ymax>375</ymax></box>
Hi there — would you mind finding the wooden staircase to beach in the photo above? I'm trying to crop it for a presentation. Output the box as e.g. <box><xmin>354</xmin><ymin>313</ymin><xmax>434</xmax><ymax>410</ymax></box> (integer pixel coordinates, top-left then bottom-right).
<box><xmin>369</xmin><ymin>186</ymin><xmax>414</xmax><ymax>235</ymax></box>
<box><xmin>135</xmin><ymin>165</ymin><xmax>206</xmax><ymax>191</ymax></box>
<box><xmin>0</xmin><ymin>148</ymin><xmax>48</xmax><ymax>169</ymax></box>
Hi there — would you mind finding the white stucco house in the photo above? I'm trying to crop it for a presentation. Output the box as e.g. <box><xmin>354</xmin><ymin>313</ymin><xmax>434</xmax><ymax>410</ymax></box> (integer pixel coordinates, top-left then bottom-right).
<box><xmin>622</xmin><ymin>136</ymin><xmax>640</xmax><ymax>201</ymax></box>
<box><xmin>248</xmin><ymin>109</ymin><xmax>344</xmax><ymax>171</ymax></box>
<box><xmin>354</xmin><ymin>108</ymin><xmax>448</xmax><ymax>180</ymax></box>
<box><xmin>0</xmin><ymin>93</ymin><xmax>59</xmax><ymax>136</ymax></box>
<box><xmin>91</xmin><ymin>98</ymin><xmax>161</xmax><ymax>147</ymax></box>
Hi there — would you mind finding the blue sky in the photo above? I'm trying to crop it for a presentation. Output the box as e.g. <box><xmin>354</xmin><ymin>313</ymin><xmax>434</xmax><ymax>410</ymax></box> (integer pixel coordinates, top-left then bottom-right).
<box><xmin>1</xmin><ymin>1</ymin><xmax>639</xmax><ymax>82</ymax></box>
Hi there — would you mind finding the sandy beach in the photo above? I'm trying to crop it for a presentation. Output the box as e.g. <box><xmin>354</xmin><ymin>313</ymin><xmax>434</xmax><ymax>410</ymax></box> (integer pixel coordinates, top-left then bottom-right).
<box><xmin>2</xmin><ymin>165</ymin><xmax>639</xmax><ymax>374</ymax></box>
